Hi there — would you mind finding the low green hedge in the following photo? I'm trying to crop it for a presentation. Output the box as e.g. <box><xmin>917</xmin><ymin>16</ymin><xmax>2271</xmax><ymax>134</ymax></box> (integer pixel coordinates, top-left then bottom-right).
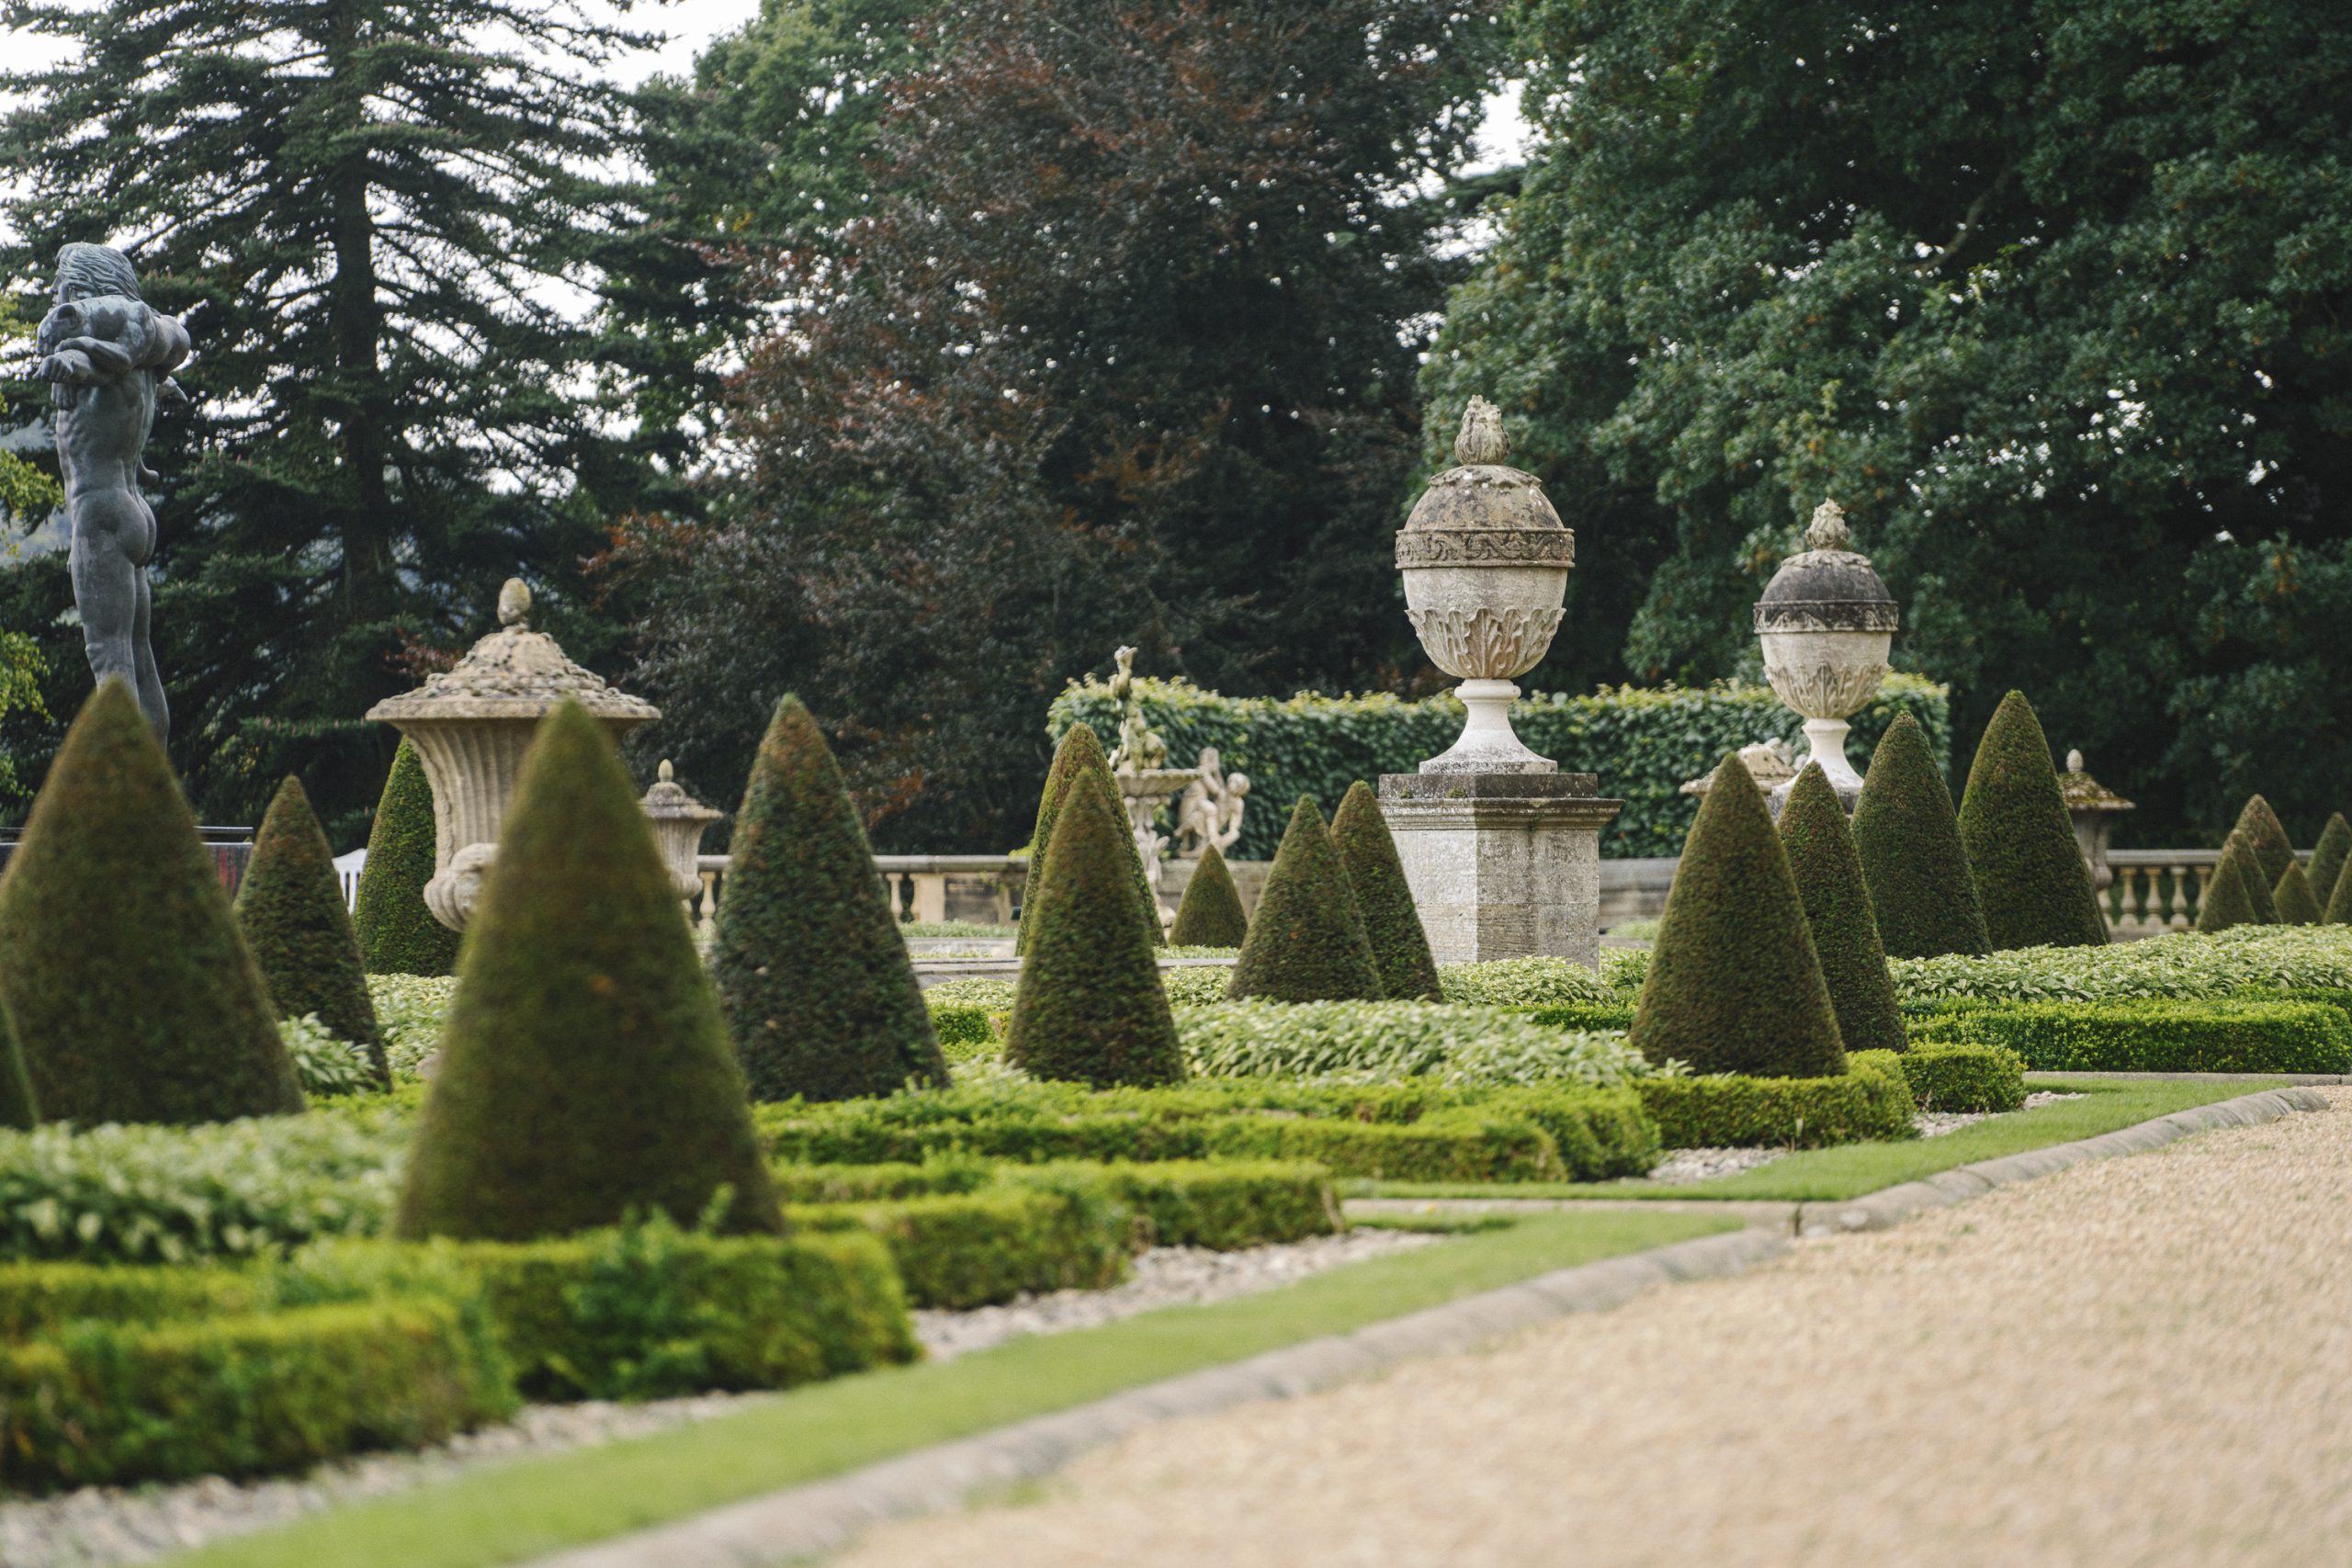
<box><xmin>790</xmin><ymin>1182</ymin><xmax>1129</xmax><ymax>1312</ymax></box>
<box><xmin>1526</xmin><ymin>1001</ymin><xmax>1637</xmax><ymax>1032</ymax></box>
<box><xmin>1897</xmin><ymin>1043</ymin><xmax>2028</xmax><ymax>1113</ymax></box>
<box><xmin>1886</xmin><ymin>925</ymin><xmax>2352</xmax><ymax>1007</ymax></box>
<box><xmin>928</xmin><ymin>1004</ymin><xmax>1002</xmax><ymax>1065</ymax></box>
<box><xmin>1437</xmin><ymin>958</ymin><xmax>1618</xmax><ymax>1006</ymax></box>
<box><xmin>1634</xmin><ymin>1051</ymin><xmax>1917</xmax><ymax>1149</ymax></box>
<box><xmin>1175</xmin><ymin>1000</ymin><xmax>1654</xmax><ymax>1088</ymax></box>
<box><xmin>0</xmin><ymin>1297</ymin><xmax>515</xmax><ymax>1494</ymax></box>
<box><xmin>1906</xmin><ymin>998</ymin><xmax>2352</xmax><ymax>1074</ymax></box>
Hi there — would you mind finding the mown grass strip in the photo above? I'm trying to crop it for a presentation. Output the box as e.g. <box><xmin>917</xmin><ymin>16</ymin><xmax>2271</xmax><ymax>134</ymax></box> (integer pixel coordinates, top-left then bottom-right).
<box><xmin>1354</xmin><ymin>1077</ymin><xmax>2286</xmax><ymax>1203</ymax></box>
<box><xmin>166</xmin><ymin>1208</ymin><xmax>1732</xmax><ymax>1568</ymax></box>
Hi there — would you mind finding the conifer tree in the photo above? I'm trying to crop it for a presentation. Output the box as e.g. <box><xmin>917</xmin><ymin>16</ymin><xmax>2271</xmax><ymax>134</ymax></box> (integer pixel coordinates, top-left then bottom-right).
<box><xmin>396</xmin><ymin>701</ymin><xmax>785</xmax><ymax>1242</ymax></box>
<box><xmin>1851</xmin><ymin>712</ymin><xmax>1992</xmax><ymax>959</ymax></box>
<box><xmin>1632</xmin><ymin>755</ymin><xmax>1845</xmax><ymax>1077</ymax></box>
<box><xmin>1777</xmin><ymin>762</ymin><xmax>1905</xmax><ymax>1054</ymax></box>
<box><xmin>2224</xmin><ymin>829</ymin><xmax>2282</xmax><ymax>924</ymax></box>
<box><xmin>714</xmin><ymin>695</ymin><xmax>947</xmax><ymax>1102</ymax></box>
<box><xmin>1018</xmin><ymin>724</ymin><xmax>1159</xmax><ymax>952</ymax></box>
<box><xmin>1169</xmin><ymin>843</ymin><xmax>1250</xmax><ymax>948</ymax></box>
<box><xmin>1227</xmin><ymin>796</ymin><xmax>1383</xmax><ymax>1002</ymax></box>
<box><xmin>2274</xmin><ymin>861</ymin><xmax>2323</xmax><ymax>925</ymax></box>
<box><xmin>2228</xmin><ymin>795</ymin><xmax>2298</xmax><ymax>888</ymax></box>
<box><xmin>0</xmin><ymin>680</ymin><xmax>302</xmax><ymax>1124</ymax></box>
<box><xmin>1002</xmin><ymin>774</ymin><xmax>1185</xmax><ymax>1088</ymax></box>
<box><xmin>2198</xmin><ymin>840</ymin><xmax>2265</xmax><ymax>934</ymax></box>
<box><xmin>237</xmin><ymin>775</ymin><xmax>384</xmax><ymax>1079</ymax></box>
<box><xmin>1957</xmin><ymin>692</ymin><xmax>2108</xmax><ymax>950</ymax></box>
<box><xmin>2309</xmin><ymin>812</ymin><xmax>2352</xmax><ymax>912</ymax></box>
<box><xmin>354</xmin><ymin>741</ymin><xmax>460</xmax><ymax>977</ymax></box>
<box><xmin>2327</xmin><ymin>849</ymin><xmax>2352</xmax><ymax>925</ymax></box>
<box><xmin>0</xmin><ymin>0</ymin><xmax>673</xmax><ymax>832</ymax></box>
<box><xmin>0</xmin><ymin>1000</ymin><xmax>37</xmax><ymax>1131</ymax></box>
<box><xmin>1329</xmin><ymin>781</ymin><xmax>1441</xmax><ymax>1001</ymax></box>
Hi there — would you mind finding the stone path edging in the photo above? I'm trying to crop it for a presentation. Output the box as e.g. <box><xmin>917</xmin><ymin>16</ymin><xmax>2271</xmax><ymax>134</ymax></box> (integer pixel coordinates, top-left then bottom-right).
<box><xmin>523</xmin><ymin>1086</ymin><xmax>2324</xmax><ymax>1568</ymax></box>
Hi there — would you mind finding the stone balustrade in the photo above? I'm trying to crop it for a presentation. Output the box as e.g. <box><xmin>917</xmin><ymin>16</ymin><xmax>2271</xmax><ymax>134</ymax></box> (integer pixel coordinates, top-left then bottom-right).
<box><xmin>693</xmin><ymin>853</ymin><xmax>1030</xmax><ymax>938</ymax></box>
<box><xmin>2102</xmin><ymin>849</ymin><xmax>2221</xmax><ymax>939</ymax></box>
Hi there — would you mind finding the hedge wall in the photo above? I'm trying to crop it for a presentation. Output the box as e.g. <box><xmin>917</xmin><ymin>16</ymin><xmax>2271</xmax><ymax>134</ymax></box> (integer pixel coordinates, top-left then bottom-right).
<box><xmin>1049</xmin><ymin>674</ymin><xmax>1951</xmax><ymax>861</ymax></box>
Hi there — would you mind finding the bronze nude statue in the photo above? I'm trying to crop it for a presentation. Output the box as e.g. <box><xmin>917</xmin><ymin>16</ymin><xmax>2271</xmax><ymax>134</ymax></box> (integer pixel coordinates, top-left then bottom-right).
<box><xmin>36</xmin><ymin>243</ymin><xmax>191</xmax><ymax>741</ymax></box>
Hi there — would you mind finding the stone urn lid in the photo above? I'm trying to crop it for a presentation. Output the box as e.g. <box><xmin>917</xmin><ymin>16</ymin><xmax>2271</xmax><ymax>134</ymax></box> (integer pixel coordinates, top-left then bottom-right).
<box><xmin>366</xmin><ymin>579</ymin><xmax>661</xmax><ymax>726</ymax></box>
<box><xmin>1753</xmin><ymin>501</ymin><xmax>1899</xmax><ymax>634</ymax></box>
<box><xmin>1396</xmin><ymin>398</ymin><xmax>1575</xmax><ymax>571</ymax></box>
<box><xmin>640</xmin><ymin>759</ymin><xmax>721</xmax><ymax>826</ymax></box>
<box><xmin>2058</xmin><ymin>750</ymin><xmax>2134</xmax><ymax>813</ymax></box>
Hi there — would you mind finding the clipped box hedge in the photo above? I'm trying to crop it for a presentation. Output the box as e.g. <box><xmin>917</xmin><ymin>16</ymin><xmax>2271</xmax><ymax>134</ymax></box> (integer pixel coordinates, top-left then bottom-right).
<box><xmin>1897</xmin><ymin>1043</ymin><xmax>2028</xmax><ymax>1113</ymax></box>
<box><xmin>0</xmin><ymin>1297</ymin><xmax>514</xmax><ymax>1494</ymax></box>
<box><xmin>1175</xmin><ymin>1000</ymin><xmax>1652</xmax><ymax>1089</ymax></box>
<box><xmin>1886</xmin><ymin>926</ymin><xmax>2352</xmax><ymax>1008</ymax></box>
<box><xmin>1050</xmin><ymin>674</ymin><xmax>1950</xmax><ymax>860</ymax></box>
<box><xmin>790</xmin><ymin>1183</ymin><xmax>1129</xmax><ymax>1311</ymax></box>
<box><xmin>1634</xmin><ymin>1051</ymin><xmax>1917</xmax><ymax>1149</ymax></box>
<box><xmin>1906</xmin><ymin>998</ymin><xmax>2352</xmax><ymax>1074</ymax></box>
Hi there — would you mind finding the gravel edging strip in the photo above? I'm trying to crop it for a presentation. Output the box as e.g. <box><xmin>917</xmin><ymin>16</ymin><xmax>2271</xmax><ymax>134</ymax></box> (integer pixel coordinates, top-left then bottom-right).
<box><xmin>523</xmin><ymin>1225</ymin><xmax>1789</xmax><ymax>1568</ymax></box>
<box><xmin>523</xmin><ymin>1084</ymin><xmax>2326</xmax><ymax>1568</ymax></box>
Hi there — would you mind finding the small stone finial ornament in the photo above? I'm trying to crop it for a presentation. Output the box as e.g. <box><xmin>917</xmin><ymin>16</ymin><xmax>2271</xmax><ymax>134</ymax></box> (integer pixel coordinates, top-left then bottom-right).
<box><xmin>497</xmin><ymin>577</ymin><xmax>531</xmax><ymax>627</ymax></box>
<box><xmin>1453</xmin><ymin>396</ymin><xmax>1508</xmax><ymax>467</ymax></box>
<box><xmin>1805</xmin><ymin>497</ymin><xmax>1851</xmax><ymax>553</ymax></box>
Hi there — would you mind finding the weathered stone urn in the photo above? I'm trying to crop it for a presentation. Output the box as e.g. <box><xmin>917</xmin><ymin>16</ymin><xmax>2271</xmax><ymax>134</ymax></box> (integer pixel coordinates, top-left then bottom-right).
<box><xmin>1396</xmin><ymin>397</ymin><xmax>1574</xmax><ymax>773</ymax></box>
<box><xmin>2058</xmin><ymin>749</ymin><xmax>2134</xmax><ymax>893</ymax></box>
<box><xmin>367</xmin><ymin>579</ymin><xmax>659</xmax><ymax>930</ymax></box>
<box><xmin>641</xmin><ymin>759</ymin><xmax>723</xmax><ymax>907</ymax></box>
<box><xmin>1753</xmin><ymin>500</ymin><xmax>1899</xmax><ymax>809</ymax></box>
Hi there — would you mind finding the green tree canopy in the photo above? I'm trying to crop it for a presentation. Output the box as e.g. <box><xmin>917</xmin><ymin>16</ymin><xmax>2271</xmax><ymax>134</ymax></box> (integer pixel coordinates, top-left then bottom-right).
<box><xmin>1426</xmin><ymin>0</ymin><xmax>2352</xmax><ymax>845</ymax></box>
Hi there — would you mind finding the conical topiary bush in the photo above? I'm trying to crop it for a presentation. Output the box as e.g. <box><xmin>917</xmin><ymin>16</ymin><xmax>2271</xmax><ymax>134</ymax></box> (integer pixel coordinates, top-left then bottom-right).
<box><xmin>1956</xmin><ymin>692</ymin><xmax>2108</xmax><ymax>951</ymax></box>
<box><xmin>2197</xmin><ymin>840</ymin><xmax>2265</xmax><ymax>934</ymax></box>
<box><xmin>0</xmin><ymin>1000</ymin><xmax>36</xmax><ymax>1131</ymax></box>
<box><xmin>2274</xmin><ymin>861</ymin><xmax>2323</xmax><ymax>925</ymax></box>
<box><xmin>2309</xmin><ymin>812</ymin><xmax>2352</xmax><ymax>912</ymax></box>
<box><xmin>2228</xmin><ymin>795</ymin><xmax>2296</xmax><ymax>888</ymax></box>
<box><xmin>1777</xmin><ymin>762</ymin><xmax>1905</xmax><ymax>1054</ymax></box>
<box><xmin>1017</xmin><ymin>725</ymin><xmax>1160</xmax><ymax>952</ymax></box>
<box><xmin>395</xmin><ymin>701</ymin><xmax>785</xmax><ymax>1242</ymax></box>
<box><xmin>1631</xmin><ymin>755</ymin><xmax>1845</xmax><ymax>1078</ymax></box>
<box><xmin>237</xmin><ymin>776</ymin><xmax>385</xmax><ymax>1080</ymax></box>
<box><xmin>2224</xmin><ymin>829</ymin><xmax>2281</xmax><ymax>924</ymax></box>
<box><xmin>1169</xmin><ymin>842</ymin><xmax>1249</xmax><ymax>947</ymax></box>
<box><xmin>2328</xmin><ymin>848</ymin><xmax>2352</xmax><ymax>925</ymax></box>
<box><xmin>1329</xmin><ymin>782</ymin><xmax>1442</xmax><ymax>1002</ymax></box>
<box><xmin>1001</xmin><ymin>769</ymin><xmax>1185</xmax><ymax>1087</ymax></box>
<box><xmin>714</xmin><ymin>695</ymin><xmax>948</xmax><ymax>1103</ymax></box>
<box><xmin>0</xmin><ymin>679</ymin><xmax>303</xmax><ymax>1124</ymax></box>
<box><xmin>1227</xmin><ymin>796</ymin><xmax>1383</xmax><ymax>1003</ymax></box>
<box><xmin>353</xmin><ymin>740</ymin><xmax>460</xmax><ymax>976</ymax></box>
<box><xmin>1851</xmin><ymin>712</ymin><xmax>1991</xmax><ymax>959</ymax></box>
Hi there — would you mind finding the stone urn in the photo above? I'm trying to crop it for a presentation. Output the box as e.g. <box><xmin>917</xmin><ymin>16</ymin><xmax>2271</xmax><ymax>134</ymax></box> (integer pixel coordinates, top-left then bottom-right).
<box><xmin>1752</xmin><ymin>500</ymin><xmax>1899</xmax><ymax>809</ymax></box>
<box><xmin>641</xmin><ymin>759</ymin><xmax>723</xmax><ymax>908</ymax></box>
<box><xmin>1396</xmin><ymin>397</ymin><xmax>1574</xmax><ymax>773</ymax></box>
<box><xmin>366</xmin><ymin>579</ymin><xmax>659</xmax><ymax>930</ymax></box>
<box><xmin>2058</xmin><ymin>749</ymin><xmax>2134</xmax><ymax>893</ymax></box>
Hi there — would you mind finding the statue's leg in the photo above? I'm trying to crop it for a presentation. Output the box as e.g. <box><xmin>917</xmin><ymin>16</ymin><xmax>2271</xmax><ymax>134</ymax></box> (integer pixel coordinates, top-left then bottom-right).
<box><xmin>130</xmin><ymin>566</ymin><xmax>168</xmax><ymax>744</ymax></box>
<box><xmin>69</xmin><ymin>486</ymin><xmax>167</xmax><ymax>740</ymax></box>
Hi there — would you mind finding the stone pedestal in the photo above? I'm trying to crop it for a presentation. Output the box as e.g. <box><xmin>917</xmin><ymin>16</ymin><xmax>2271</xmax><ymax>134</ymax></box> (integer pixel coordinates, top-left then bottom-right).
<box><xmin>1378</xmin><ymin>773</ymin><xmax>1622</xmax><ymax>967</ymax></box>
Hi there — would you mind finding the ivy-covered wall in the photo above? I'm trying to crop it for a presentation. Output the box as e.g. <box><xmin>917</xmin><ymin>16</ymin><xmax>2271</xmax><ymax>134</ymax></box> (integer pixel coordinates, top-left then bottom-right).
<box><xmin>1050</xmin><ymin>675</ymin><xmax>1951</xmax><ymax>861</ymax></box>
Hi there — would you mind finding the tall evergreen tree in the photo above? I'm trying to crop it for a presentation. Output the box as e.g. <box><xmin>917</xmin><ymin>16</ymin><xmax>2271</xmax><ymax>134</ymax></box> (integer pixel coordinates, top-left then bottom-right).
<box><xmin>625</xmin><ymin>0</ymin><xmax>1509</xmax><ymax>852</ymax></box>
<box><xmin>1851</xmin><ymin>713</ymin><xmax>1991</xmax><ymax>960</ymax></box>
<box><xmin>353</xmin><ymin>740</ymin><xmax>461</xmax><ymax>977</ymax></box>
<box><xmin>1957</xmin><ymin>692</ymin><xmax>2108</xmax><ymax>951</ymax></box>
<box><xmin>0</xmin><ymin>0</ymin><xmax>670</xmax><ymax>839</ymax></box>
<box><xmin>237</xmin><ymin>775</ymin><xmax>384</xmax><ymax>1076</ymax></box>
<box><xmin>1329</xmin><ymin>782</ymin><xmax>1442</xmax><ymax>1002</ymax></box>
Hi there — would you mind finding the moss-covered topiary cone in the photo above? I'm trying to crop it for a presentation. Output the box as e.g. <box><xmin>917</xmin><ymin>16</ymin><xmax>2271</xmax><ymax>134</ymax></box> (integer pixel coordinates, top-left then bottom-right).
<box><xmin>1955</xmin><ymin>692</ymin><xmax>2108</xmax><ymax>951</ymax></box>
<box><xmin>714</xmin><ymin>695</ymin><xmax>948</xmax><ymax>1102</ymax></box>
<box><xmin>1002</xmin><ymin>772</ymin><xmax>1185</xmax><ymax>1087</ymax></box>
<box><xmin>0</xmin><ymin>1000</ymin><xmax>37</xmax><ymax>1131</ymax></box>
<box><xmin>1851</xmin><ymin>712</ymin><xmax>1991</xmax><ymax>959</ymax></box>
<box><xmin>2228</xmin><ymin>795</ymin><xmax>2297</xmax><ymax>888</ymax></box>
<box><xmin>1329</xmin><ymin>781</ymin><xmax>1441</xmax><ymax>1001</ymax></box>
<box><xmin>2274</xmin><ymin>861</ymin><xmax>2323</xmax><ymax>925</ymax></box>
<box><xmin>1226</xmin><ymin>796</ymin><xmax>1383</xmax><ymax>1003</ymax></box>
<box><xmin>0</xmin><ymin>679</ymin><xmax>303</xmax><ymax>1124</ymax></box>
<box><xmin>395</xmin><ymin>700</ymin><xmax>785</xmax><ymax>1242</ymax></box>
<box><xmin>1777</xmin><ymin>762</ymin><xmax>1905</xmax><ymax>1054</ymax></box>
<box><xmin>1631</xmin><ymin>754</ymin><xmax>1845</xmax><ymax>1077</ymax></box>
<box><xmin>353</xmin><ymin>740</ymin><xmax>460</xmax><ymax>976</ymax></box>
<box><xmin>2327</xmin><ymin>845</ymin><xmax>2352</xmax><ymax>925</ymax></box>
<box><xmin>2197</xmin><ymin>839</ymin><xmax>2265</xmax><ymax>934</ymax></box>
<box><xmin>237</xmin><ymin>775</ymin><xmax>387</xmax><ymax>1082</ymax></box>
<box><xmin>2223</xmin><ymin>829</ymin><xmax>2281</xmax><ymax>924</ymax></box>
<box><xmin>2309</xmin><ymin>812</ymin><xmax>2352</xmax><ymax>912</ymax></box>
<box><xmin>1017</xmin><ymin>724</ymin><xmax>1161</xmax><ymax>952</ymax></box>
<box><xmin>1168</xmin><ymin>842</ymin><xmax>1249</xmax><ymax>947</ymax></box>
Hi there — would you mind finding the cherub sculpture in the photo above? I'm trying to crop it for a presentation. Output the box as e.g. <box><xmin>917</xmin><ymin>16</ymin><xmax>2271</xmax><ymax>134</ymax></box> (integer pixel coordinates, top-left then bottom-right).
<box><xmin>1174</xmin><ymin>746</ymin><xmax>1250</xmax><ymax>858</ymax></box>
<box><xmin>37</xmin><ymin>243</ymin><xmax>192</xmax><ymax>741</ymax></box>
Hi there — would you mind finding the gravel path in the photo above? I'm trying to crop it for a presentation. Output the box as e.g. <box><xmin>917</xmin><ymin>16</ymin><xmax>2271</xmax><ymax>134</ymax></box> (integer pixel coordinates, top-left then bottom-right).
<box><xmin>0</xmin><ymin>1231</ymin><xmax>1434</xmax><ymax>1568</ymax></box>
<box><xmin>833</xmin><ymin>1089</ymin><xmax>2352</xmax><ymax>1568</ymax></box>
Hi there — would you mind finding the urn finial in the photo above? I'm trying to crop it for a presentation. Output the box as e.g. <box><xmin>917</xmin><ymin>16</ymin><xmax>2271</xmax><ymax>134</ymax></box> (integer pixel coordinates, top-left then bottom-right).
<box><xmin>1806</xmin><ymin>498</ymin><xmax>1849</xmax><ymax>552</ymax></box>
<box><xmin>497</xmin><ymin>577</ymin><xmax>531</xmax><ymax>628</ymax></box>
<box><xmin>1453</xmin><ymin>397</ymin><xmax>1508</xmax><ymax>466</ymax></box>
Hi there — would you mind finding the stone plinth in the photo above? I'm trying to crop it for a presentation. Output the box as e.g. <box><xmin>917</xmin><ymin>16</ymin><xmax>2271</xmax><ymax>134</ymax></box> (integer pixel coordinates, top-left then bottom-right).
<box><xmin>1378</xmin><ymin>773</ymin><xmax>1622</xmax><ymax>967</ymax></box>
